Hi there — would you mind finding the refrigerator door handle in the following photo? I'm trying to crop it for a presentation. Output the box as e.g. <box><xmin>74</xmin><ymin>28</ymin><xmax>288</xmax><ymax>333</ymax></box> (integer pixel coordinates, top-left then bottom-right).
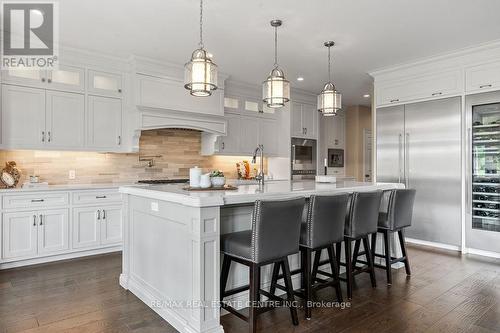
<box><xmin>405</xmin><ymin>133</ymin><xmax>410</xmax><ymax>188</ymax></box>
<box><xmin>467</xmin><ymin>127</ymin><xmax>472</xmax><ymax>214</ymax></box>
<box><xmin>398</xmin><ymin>133</ymin><xmax>403</xmax><ymax>183</ymax></box>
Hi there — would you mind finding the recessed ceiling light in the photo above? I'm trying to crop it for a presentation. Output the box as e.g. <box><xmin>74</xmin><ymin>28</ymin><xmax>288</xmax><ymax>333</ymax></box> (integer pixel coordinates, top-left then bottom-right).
<box><xmin>363</xmin><ymin>94</ymin><xmax>370</xmax><ymax>98</ymax></box>
<box><xmin>297</xmin><ymin>77</ymin><xmax>304</xmax><ymax>81</ymax></box>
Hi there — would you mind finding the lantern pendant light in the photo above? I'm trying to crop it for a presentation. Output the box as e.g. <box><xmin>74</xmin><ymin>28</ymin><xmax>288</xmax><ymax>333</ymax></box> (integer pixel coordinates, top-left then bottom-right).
<box><xmin>184</xmin><ymin>0</ymin><xmax>218</xmax><ymax>97</ymax></box>
<box><xmin>262</xmin><ymin>19</ymin><xmax>290</xmax><ymax>108</ymax></box>
<box><xmin>317</xmin><ymin>41</ymin><xmax>341</xmax><ymax>116</ymax></box>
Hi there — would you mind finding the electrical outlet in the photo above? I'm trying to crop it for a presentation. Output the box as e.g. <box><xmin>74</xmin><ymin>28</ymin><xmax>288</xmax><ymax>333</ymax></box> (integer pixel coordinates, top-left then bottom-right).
<box><xmin>68</xmin><ymin>170</ymin><xmax>76</xmax><ymax>179</ymax></box>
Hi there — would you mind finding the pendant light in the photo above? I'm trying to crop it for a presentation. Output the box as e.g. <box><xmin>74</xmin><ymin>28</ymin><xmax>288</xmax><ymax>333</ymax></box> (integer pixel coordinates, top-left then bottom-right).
<box><xmin>262</xmin><ymin>19</ymin><xmax>290</xmax><ymax>108</ymax></box>
<box><xmin>317</xmin><ymin>41</ymin><xmax>341</xmax><ymax>116</ymax></box>
<box><xmin>184</xmin><ymin>0</ymin><xmax>218</xmax><ymax>97</ymax></box>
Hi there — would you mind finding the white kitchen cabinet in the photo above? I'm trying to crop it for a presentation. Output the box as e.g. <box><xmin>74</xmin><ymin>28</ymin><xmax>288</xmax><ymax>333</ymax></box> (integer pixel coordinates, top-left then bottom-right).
<box><xmin>72</xmin><ymin>207</ymin><xmax>101</xmax><ymax>249</ymax></box>
<box><xmin>375</xmin><ymin>69</ymin><xmax>462</xmax><ymax>106</ymax></box>
<box><xmin>87</xmin><ymin>96</ymin><xmax>122</xmax><ymax>149</ymax></box>
<box><xmin>218</xmin><ymin>112</ymin><xmax>241</xmax><ymax>154</ymax></box>
<box><xmin>260</xmin><ymin>118</ymin><xmax>279</xmax><ymax>156</ymax></box>
<box><xmin>1</xmin><ymin>68</ymin><xmax>46</xmax><ymax>88</ymax></box>
<box><xmin>466</xmin><ymin>61</ymin><xmax>500</xmax><ymax>94</ymax></box>
<box><xmin>239</xmin><ymin>116</ymin><xmax>260</xmax><ymax>154</ymax></box>
<box><xmin>325</xmin><ymin>112</ymin><xmax>345</xmax><ymax>148</ymax></box>
<box><xmin>88</xmin><ymin>70</ymin><xmax>123</xmax><ymax>97</ymax></box>
<box><xmin>47</xmin><ymin>65</ymin><xmax>85</xmax><ymax>92</ymax></box>
<box><xmin>72</xmin><ymin>205</ymin><xmax>123</xmax><ymax>250</ymax></box>
<box><xmin>291</xmin><ymin>102</ymin><xmax>317</xmax><ymax>139</ymax></box>
<box><xmin>2</xmin><ymin>85</ymin><xmax>46</xmax><ymax>148</ymax></box>
<box><xmin>37</xmin><ymin>209</ymin><xmax>69</xmax><ymax>255</ymax></box>
<box><xmin>2</xmin><ymin>211</ymin><xmax>38</xmax><ymax>259</ymax></box>
<box><xmin>46</xmin><ymin>90</ymin><xmax>85</xmax><ymax>148</ymax></box>
<box><xmin>100</xmin><ymin>206</ymin><xmax>123</xmax><ymax>245</ymax></box>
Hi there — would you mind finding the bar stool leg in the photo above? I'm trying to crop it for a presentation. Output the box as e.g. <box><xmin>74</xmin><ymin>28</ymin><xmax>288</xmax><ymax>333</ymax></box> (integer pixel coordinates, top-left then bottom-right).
<box><xmin>282</xmin><ymin>258</ymin><xmax>299</xmax><ymax>326</ymax></box>
<box><xmin>311</xmin><ymin>249</ymin><xmax>321</xmax><ymax>283</ymax></box>
<box><xmin>352</xmin><ymin>239</ymin><xmax>361</xmax><ymax>269</ymax></box>
<box><xmin>328</xmin><ymin>245</ymin><xmax>343</xmax><ymax>303</ymax></box>
<box><xmin>371</xmin><ymin>232</ymin><xmax>377</xmax><ymax>259</ymax></box>
<box><xmin>303</xmin><ymin>248</ymin><xmax>312</xmax><ymax>320</ymax></box>
<box><xmin>220</xmin><ymin>255</ymin><xmax>231</xmax><ymax>303</ymax></box>
<box><xmin>363</xmin><ymin>236</ymin><xmax>377</xmax><ymax>288</ymax></box>
<box><xmin>335</xmin><ymin>242</ymin><xmax>342</xmax><ymax>270</ymax></box>
<box><xmin>382</xmin><ymin>229</ymin><xmax>392</xmax><ymax>285</ymax></box>
<box><xmin>398</xmin><ymin>229</ymin><xmax>411</xmax><ymax>275</ymax></box>
<box><xmin>249</xmin><ymin>263</ymin><xmax>260</xmax><ymax>333</ymax></box>
<box><xmin>269</xmin><ymin>262</ymin><xmax>281</xmax><ymax>295</ymax></box>
<box><xmin>344</xmin><ymin>238</ymin><xmax>353</xmax><ymax>299</ymax></box>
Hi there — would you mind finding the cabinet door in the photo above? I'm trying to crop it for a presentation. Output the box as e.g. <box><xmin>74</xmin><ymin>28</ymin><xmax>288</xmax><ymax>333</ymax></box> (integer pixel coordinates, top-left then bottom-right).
<box><xmin>2</xmin><ymin>84</ymin><xmax>46</xmax><ymax>148</ymax></box>
<box><xmin>87</xmin><ymin>96</ymin><xmax>122</xmax><ymax>149</ymax></box>
<box><xmin>302</xmin><ymin>103</ymin><xmax>317</xmax><ymax>139</ymax></box>
<box><xmin>46</xmin><ymin>91</ymin><xmax>85</xmax><ymax>148</ymax></box>
<box><xmin>239</xmin><ymin>116</ymin><xmax>260</xmax><ymax>154</ymax></box>
<box><xmin>47</xmin><ymin>65</ymin><xmax>85</xmax><ymax>92</ymax></box>
<box><xmin>219</xmin><ymin>112</ymin><xmax>241</xmax><ymax>154</ymax></box>
<box><xmin>1</xmin><ymin>68</ymin><xmax>46</xmax><ymax>87</ymax></box>
<box><xmin>100</xmin><ymin>206</ymin><xmax>122</xmax><ymax>246</ymax></box>
<box><xmin>291</xmin><ymin>102</ymin><xmax>304</xmax><ymax>137</ymax></box>
<box><xmin>260</xmin><ymin>118</ymin><xmax>279</xmax><ymax>156</ymax></box>
<box><xmin>38</xmin><ymin>209</ymin><xmax>69</xmax><ymax>255</ymax></box>
<box><xmin>2</xmin><ymin>211</ymin><xmax>38</xmax><ymax>259</ymax></box>
<box><xmin>466</xmin><ymin>61</ymin><xmax>500</xmax><ymax>93</ymax></box>
<box><xmin>331</xmin><ymin>113</ymin><xmax>345</xmax><ymax>148</ymax></box>
<box><xmin>88</xmin><ymin>70</ymin><xmax>123</xmax><ymax>97</ymax></box>
<box><xmin>72</xmin><ymin>207</ymin><xmax>101</xmax><ymax>249</ymax></box>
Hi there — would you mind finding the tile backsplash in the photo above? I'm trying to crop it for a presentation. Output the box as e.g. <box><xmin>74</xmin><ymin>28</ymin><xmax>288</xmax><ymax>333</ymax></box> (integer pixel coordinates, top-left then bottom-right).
<box><xmin>0</xmin><ymin>129</ymin><xmax>260</xmax><ymax>186</ymax></box>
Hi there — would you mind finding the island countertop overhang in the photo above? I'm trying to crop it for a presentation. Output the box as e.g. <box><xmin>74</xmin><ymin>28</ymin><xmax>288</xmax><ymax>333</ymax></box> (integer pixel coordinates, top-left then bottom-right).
<box><xmin>119</xmin><ymin>181</ymin><xmax>404</xmax><ymax>207</ymax></box>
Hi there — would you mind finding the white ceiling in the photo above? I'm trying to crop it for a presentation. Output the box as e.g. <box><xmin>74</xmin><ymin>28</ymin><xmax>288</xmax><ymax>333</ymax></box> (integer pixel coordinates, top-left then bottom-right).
<box><xmin>60</xmin><ymin>0</ymin><xmax>500</xmax><ymax>106</ymax></box>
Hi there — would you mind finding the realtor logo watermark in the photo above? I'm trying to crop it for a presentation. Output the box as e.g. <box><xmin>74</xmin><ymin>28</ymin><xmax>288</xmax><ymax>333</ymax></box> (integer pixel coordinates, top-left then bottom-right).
<box><xmin>1</xmin><ymin>1</ymin><xmax>59</xmax><ymax>69</ymax></box>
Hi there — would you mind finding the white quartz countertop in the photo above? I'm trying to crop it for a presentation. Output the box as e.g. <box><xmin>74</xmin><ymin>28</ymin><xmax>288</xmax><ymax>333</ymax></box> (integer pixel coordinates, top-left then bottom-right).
<box><xmin>119</xmin><ymin>180</ymin><xmax>404</xmax><ymax>207</ymax></box>
<box><xmin>0</xmin><ymin>182</ymin><xmax>133</xmax><ymax>193</ymax></box>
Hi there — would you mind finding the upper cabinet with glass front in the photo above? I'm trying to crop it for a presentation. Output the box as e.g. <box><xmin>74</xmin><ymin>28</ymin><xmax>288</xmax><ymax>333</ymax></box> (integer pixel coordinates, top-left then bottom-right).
<box><xmin>88</xmin><ymin>70</ymin><xmax>123</xmax><ymax>97</ymax></box>
<box><xmin>2</xmin><ymin>65</ymin><xmax>85</xmax><ymax>92</ymax></box>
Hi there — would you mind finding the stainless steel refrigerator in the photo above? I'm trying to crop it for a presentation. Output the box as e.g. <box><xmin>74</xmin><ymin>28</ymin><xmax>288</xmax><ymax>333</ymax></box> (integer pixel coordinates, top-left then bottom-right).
<box><xmin>376</xmin><ymin>97</ymin><xmax>462</xmax><ymax>246</ymax></box>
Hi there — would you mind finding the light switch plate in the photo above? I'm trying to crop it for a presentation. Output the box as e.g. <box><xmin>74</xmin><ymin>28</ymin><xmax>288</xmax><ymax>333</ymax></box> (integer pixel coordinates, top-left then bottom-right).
<box><xmin>69</xmin><ymin>170</ymin><xmax>76</xmax><ymax>179</ymax></box>
<box><xmin>151</xmin><ymin>202</ymin><xmax>159</xmax><ymax>212</ymax></box>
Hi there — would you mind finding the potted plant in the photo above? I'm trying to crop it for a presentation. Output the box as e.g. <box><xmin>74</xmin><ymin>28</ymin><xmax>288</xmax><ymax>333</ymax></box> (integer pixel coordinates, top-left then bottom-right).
<box><xmin>210</xmin><ymin>170</ymin><xmax>226</xmax><ymax>187</ymax></box>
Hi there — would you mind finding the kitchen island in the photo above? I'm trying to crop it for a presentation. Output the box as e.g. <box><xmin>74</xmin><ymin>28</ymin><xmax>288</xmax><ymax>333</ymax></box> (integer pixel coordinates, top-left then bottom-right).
<box><xmin>118</xmin><ymin>180</ymin><xmax>402</xmax><ymax>333</ymax></box>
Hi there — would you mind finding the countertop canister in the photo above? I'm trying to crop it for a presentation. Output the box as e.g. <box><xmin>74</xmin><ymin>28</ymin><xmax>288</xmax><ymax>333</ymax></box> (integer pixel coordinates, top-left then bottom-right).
<box><xmin>189</xmin><ymin>166</ymin><xmax>202</xmax><ymax>188</ymax></box>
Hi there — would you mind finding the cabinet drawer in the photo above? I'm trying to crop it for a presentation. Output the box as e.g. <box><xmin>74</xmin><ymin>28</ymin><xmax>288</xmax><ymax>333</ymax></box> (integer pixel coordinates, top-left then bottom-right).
<box><xmin>3</xmin><ymin>192</ymin><xmax>69</xmax><ymax>209</ymax></box>
<box><xmin>376</xmin><ymin>70</ymin><xmax>462</xmax><ymax>106</ymax></box>
<box><xmin>72</xmin><ymin>190</ymin><xmax>121</xmax><ymax>205</ymax></box>
<box><xmin>466</xmin><ymin>61</ymin><xmax>500</xmax><ymax>93</ymax></box>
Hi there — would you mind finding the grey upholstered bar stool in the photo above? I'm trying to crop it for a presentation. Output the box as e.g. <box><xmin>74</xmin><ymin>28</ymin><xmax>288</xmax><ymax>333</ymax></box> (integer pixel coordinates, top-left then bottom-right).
<box><xmin>220</xmin><ymin>197</ymin><xmax>305</xmax><ymax>333</ymax></box>
<box><xmin>370</xmin><ymin>189</ymin><xmax>416</xmax><ymax>285</ymax></box>
<box><xmin>269</xmin><ymin>194</ymin><xmax>348</xmax><ymax>320</ymax></box>
<box><xmin>335</xmin><ymin>191</ymin><xmax>383</xmax><ymax>299</ymax></box>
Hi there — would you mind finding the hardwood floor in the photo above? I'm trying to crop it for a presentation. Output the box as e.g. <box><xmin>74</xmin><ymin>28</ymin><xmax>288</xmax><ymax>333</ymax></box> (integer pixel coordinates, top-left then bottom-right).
<box><xmin>0</xmin><ymin>244</ymin><xmax>499</xmax><ymax>333</ymax></box>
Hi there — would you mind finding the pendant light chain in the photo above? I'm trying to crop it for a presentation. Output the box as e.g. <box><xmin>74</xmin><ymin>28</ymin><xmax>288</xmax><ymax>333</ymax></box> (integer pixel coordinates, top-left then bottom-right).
<box><xmin>199</xmin><ymin>0</ymin><xmax>204</xmax><ymax>48</ymax></box>
<box><xmin>274</xmin><ymin>25</ymin><xmax>278</xmax><ymax>68</ymax></box>
<box><xmin>328</xmin><ymin>45</ymin><xmax>332</xmax><ymax>82</ymax></box>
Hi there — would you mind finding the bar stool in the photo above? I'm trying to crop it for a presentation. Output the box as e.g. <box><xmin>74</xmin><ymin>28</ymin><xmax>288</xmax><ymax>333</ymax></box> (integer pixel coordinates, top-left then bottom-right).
<box><xmin>269</xmin><ymin>194</ymin><xmax>348</xmax><ymax>320</ymax></box>
<box><xmin>371</xmin><ymin>189</ymin><xmax>416</xmax><ymax>285</ymax></box>
<box><xmin>336</xmin><ymin>191</ymin><xmax>383</xmax><ymax>299</ymax></box>
<box><xmin>220</xmin><ymin>197</ymin><xmax>305</xmax><ymax>333</ymax></box>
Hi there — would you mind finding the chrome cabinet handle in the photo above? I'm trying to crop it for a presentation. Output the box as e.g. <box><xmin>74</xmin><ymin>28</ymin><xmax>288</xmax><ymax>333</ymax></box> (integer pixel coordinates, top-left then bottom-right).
<box><xmin>390</xmin><ymin>99</ymin><xmax>400</xmax><ymax>103</ymax></box>
<box><xmin>118</xmin><ymin>136</ymin><xmax>122</xmax><ymax>145</ymax></box>
<box><xmin>48</xmin><ymin>131</ymin><xmax>51</xmax><ymax>142</ymax></box>
<box><xmin>431</xmin><ymin>92</ymin><xmax>443</xmax><ymax>96</ymax></box>
<box><xmin>39</xmin><ymin>214</ymin><xmax>43</xmax><ymax>226</ymax></box>
<box><xmin>221</xmin><ymin>142</ymin><xmax>225</xmax><ymax>150</ymax></box>
<box><xmin>102</xmin><ymin>209</ymin><xmax>106</xmax><ymax>220</ymax></box>
<box><xmin>479</xmin><ymin>84</ymin><xmax>492</xmax><ymax>89</ymax></box>
<box><xmin>33</xmin><ymin>215</ymin><xmax>37</xmax><ymax>226</ymax></box>
<box><xmin>42</xmin><ymin>131</ymin><xmax>45</xmax><ymax>142</ymax></box>
<box><xmin>97</xmin><ymin>210</ymin><xmax>101</xmax><ymax>220</ymax></box>
<box><xmin>291</xmin><ymin>144</ymin><xmax>296</xmax><ymax>164</ymax></box>
<box><xmin>398</xmin><ymin>133</ymin><xmax>403</xmax><ymax>183</ymax></box>
<box><xmin>96</xmin><ymin>195</ymin><xmax>107</xmax><ymax>199</ymax></box>
<box><xmin>305</xmin><ymin>128</ymin><xmax>307</xmax><ymax>135</ymax></box>
<box><xmin>31</xmin><ymin>199</ymin><xmax>44</xmax><ymax>202</ymax></box>
<box><xmin>405</xmin><ymin>133</ymin><xmax>410</xmax><ymax>188</ymax></box>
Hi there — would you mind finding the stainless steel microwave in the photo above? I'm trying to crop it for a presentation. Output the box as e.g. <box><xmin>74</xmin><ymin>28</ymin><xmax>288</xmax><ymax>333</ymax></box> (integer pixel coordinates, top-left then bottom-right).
<box><xmin>291</xmin><ymin>138</ymin><xmax>317</xmax><ymax>179</ymax></box>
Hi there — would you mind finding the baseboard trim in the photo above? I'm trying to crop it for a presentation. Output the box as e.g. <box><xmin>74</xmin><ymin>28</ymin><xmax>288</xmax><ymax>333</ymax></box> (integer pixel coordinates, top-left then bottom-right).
<box><xmin>405</xmin><ymin>237</ymin><xmax>461</xmax><ymax>252</ymax></box>
<box><xmin>466</xmin><ymin>247</ymin><xmax>500</xmax><ymax>259</ymax></box>
<box><xmin>0</xmin><ymin>246</ymin><xmax>122</xmax><ymax>270</ymax></box>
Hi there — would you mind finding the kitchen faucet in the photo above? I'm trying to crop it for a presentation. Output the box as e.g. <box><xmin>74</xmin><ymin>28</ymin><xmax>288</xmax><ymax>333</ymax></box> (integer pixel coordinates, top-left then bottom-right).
<box><xmin>252</xmin><ymin>144</ymin><xmax>265</xmax><ymax>186</ymax></box>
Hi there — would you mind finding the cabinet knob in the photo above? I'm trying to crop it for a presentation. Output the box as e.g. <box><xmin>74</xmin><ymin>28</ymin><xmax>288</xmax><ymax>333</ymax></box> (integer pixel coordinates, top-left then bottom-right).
<box><xmin>47</xmin><ymin>78</ymin><xmax>52</xmax><ymax>83</ymax></box>
<box><xmin>118</xmin><ymin>89</ymin><xmax>122</xmax><ymax>93</ymax></box>
<box><xmin>41</xmin><ymin>78</ymin><xmax>46</xmax><ymax>82</ymax></box>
